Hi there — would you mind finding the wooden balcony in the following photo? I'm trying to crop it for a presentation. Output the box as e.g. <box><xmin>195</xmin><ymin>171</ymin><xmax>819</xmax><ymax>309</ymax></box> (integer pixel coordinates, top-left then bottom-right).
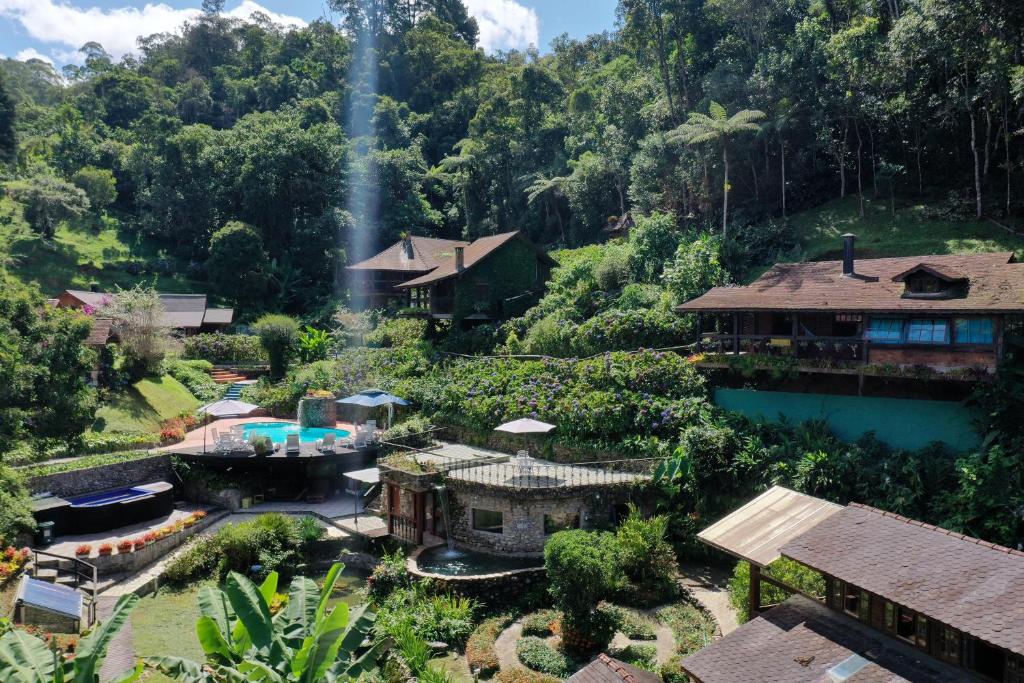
<box><xmin>698</xmin><ymin>333</ymin><xmax>866</xmax><ymax>362</ymax></box>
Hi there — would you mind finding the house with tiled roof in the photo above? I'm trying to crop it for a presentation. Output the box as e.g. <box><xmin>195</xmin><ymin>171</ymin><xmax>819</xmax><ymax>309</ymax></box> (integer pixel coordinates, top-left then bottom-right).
<box><xmin>349</xmin><ymin>231</ymin><xmax>555</xmax><ymax>321</ymax></box>
<box><xmin>678</xmin><ymin>234</ymin><xmax>1024</xmax><ymax>375</ymax></box>
<box><xmin>56</xmin><ymin>288</ymin><xmax>233</xmax><ymax>334</ymax></box>
<box><xmin>683</xmin><ymin>486</ymin><xmax>1024</xmax><ymax>682</ymax></box>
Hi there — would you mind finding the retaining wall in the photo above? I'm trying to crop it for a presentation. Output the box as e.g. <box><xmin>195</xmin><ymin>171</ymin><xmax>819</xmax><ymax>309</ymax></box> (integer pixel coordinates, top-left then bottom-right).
<box><xmin>27</xmin><ymin>454</ymin><xmax>173</xmax><ymax>497</ymax></box>
<box><xmin>408</xmin><ymin>545</ymin><xmax>547</xmax><ymax>603</ymax></box>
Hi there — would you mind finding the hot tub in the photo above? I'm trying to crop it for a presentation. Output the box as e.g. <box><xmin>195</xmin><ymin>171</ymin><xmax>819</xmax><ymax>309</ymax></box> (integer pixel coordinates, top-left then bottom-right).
<box><xmin>33</xmin><ymin>482</ymin><xmax>175</xmax><ymax>535</ymax></box>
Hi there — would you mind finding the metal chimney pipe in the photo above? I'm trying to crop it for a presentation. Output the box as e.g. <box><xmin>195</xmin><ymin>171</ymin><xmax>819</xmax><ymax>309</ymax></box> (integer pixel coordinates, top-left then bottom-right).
<box><xmin>842</xmin><ymin>233</ymin><xmax>856</xmax><ymax>276</ymax></box>
<box><xmin>403</xmin><ymin>236</ymin><xmax>414</xmax><ymax>259</ymax></box>
<box><xmin>455</xmin><ymin>246</ymin><xmax>465</xmax><ymax>271</ymax></box>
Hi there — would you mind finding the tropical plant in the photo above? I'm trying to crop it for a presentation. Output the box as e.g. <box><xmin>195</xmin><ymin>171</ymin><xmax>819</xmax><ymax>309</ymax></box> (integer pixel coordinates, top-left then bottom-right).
<box><xmin>148</xmin><ymin>563</ymin><xmax>381</xmax><ymax>683</ymax></box>
<box><xmin>297</xmin><ymin>326</ymin><xmax>331</xmax><ymax>363</ymax></box>
<box><xmin>252</xmin><ymin>315</ymin><xmax>300</xmax><ymax>379</ymax></box>
<box><xmin>0</xmin><ymin>593</ymin><xmax>140</xmax><ymax>683</ymax></box>
<box><xmin>668</xmin><ymin>102</ymin><xmax>765</xmax><ymax>236</ymax></box>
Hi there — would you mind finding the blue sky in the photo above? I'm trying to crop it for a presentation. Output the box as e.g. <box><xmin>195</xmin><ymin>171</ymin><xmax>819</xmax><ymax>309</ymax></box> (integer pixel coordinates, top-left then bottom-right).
<box><xmin>0</xmin><ymin>0</ymin><xmax>619</xmax><ymax>67</ymax></box>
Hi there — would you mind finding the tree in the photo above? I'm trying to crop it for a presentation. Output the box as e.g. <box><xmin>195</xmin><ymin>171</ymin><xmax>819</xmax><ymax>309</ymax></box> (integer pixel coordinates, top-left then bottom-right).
<box><xmin>207</xmin><ymin>221</ymin><xmax>270</xmax><ymax>313</ymax></box>
<box><xmin>7</xmin><ymin>176</ymin><xmax>90</xmax><ymax>238</ymax></box>
<box><xmin>0</xmin><ymin>71</ymin><xmax>15</xmax><ymax>163</ymax></box>
<box><xmin>71</xmin><ymin>165</ymin><xmax>118</xmax><ymax>213</ymax></box>
<box><xmin>669</xmin><ymin>102</ymin><xmax>765</xmax><ymax>236</ymax></box>
<box><xmin>760</xmin><ymin>99</ymin><xmax>800</xmax><ymax>218</ymax></box>
<box><xmin>522</xmin><ymin>172</ymin><xmax>568</xmax><ymax>244</ymax></box>
<box><xmin>0</xmin><ymin>594</ymin><xmax>139</xmax><ymax>683</ymax></box>
<box><xmin>102</xmin><ymin>286</ymin><xmax>167</xmax><ymax>378</ymax></box>
<box><xmin>544</xmin><ymin>530</ymin><xmax>617</xmax><ymax>652</ymax></box>
<box><xmin>148</xmin><ymin>564</ymin><xmax>381</xmax><ymax>683</ymax></box>
<box><xmin>253</xmin><ymin>314</ymin><xmax>300</xmax><ymax>379</ymax></box>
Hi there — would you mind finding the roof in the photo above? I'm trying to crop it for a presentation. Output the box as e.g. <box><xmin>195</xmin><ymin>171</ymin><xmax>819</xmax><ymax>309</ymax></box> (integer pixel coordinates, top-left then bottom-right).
<box><xmin>64</xmin><ymin>289</ymin><xmax>112</xmax><ymax>308</ymax></box>
<box><xmin>676</xmin><ymin>252</ymin><xmax>1024</xmax><ymax>313</ymax></box>
<box><xmin>445</xmin><ymin>458</ymin><xmax>643</xmax><ymax>490</ymax></box>
<box><xmin>890</xmin><ymin>263</ymin><xmax>968</xmax><ymax>283</ymax></box>
<box><xmin>347</xmin><ymin>236</ymin><xmax>469</xmax><ymax>272</ymax></box>
<box><xmin>567</xmin><ymin>654</ymin><xmax>662</xmax><ymax>683</ymax></box>
<box><xmin>681</xmin><ymin>594</ymin><xmax>967</xmax><ymax>682</ymax></box>
<box><xmin>17</xmin><ymin>576</ymin><xmax>82</xmax><ymax>620</ymax></box>
<box><xmin>697</xmin><ymin>486</ymin><xmax>843</xmax><ymax>567</ymax></box>
<box><xmin>85</xmin><ymin>317</ymin><xmax>116</xmax><ymax>347</ymax></box>
<box><xmin>397</xmin><ymin>231</ymin><xmax>555</xmax><ymax>288</ymax></box>
<box><xmin>780</xmin><ymin>503</ymin><xmax>1024</xmax><ymax>656</ymax></box>
<box><xmin>203</xmin><ymin>307</ymin><xmax>234</xmax><ymax>325</ymax></box>
<box><xmin>64</xmin><ymin>290</ymin><xmax>212</xmax><ymax>329</ymax></box>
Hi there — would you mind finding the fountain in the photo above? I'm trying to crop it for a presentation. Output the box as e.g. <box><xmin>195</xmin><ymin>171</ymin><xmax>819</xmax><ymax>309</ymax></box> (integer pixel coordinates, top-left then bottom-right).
<box><xmin>434</xmin><ymin>484</ymin><xmax>456</xmax><ymax>551</ymax></box>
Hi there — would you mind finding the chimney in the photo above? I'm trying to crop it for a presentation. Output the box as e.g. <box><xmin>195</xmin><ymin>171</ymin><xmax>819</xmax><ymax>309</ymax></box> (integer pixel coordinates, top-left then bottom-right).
<box><xmin>842</xmin><ymin>233</ymin><xmax>856</xmax><ymax>276</ymax></box>
<box><xmin>455</xmin><ymin>246</ymin><xmax>465</xmax><ymax>271</ymax></box>
<box><xmin>403</xmin><ymin>236</ymin><xmax>414</xmax><ymax>259</ymax></box>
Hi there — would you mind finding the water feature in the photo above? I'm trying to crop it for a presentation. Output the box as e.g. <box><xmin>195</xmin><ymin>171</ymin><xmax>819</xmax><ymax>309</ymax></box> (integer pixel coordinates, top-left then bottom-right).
<box><xmin>415</xmin><ymin>545</ymin><xmax>543</xmax><ymax>576</ymax></box>
<box><xmin>434</xmin><ymin>484</ymin><xmax>455</xmax><ymax>550</ymax></box>
<box><xmin>240</xmin><ymin>421</ymin><xmax>351</xmax><ymax>445</ymax></box>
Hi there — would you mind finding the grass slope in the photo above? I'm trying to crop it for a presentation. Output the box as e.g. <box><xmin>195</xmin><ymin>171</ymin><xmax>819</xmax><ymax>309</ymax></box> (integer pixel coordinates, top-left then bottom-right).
<box><xmin>92</xmin><ymin>375</ymin><xmax>199</xmax><ymax>434</ymax></box>
<box><xmin>787</xmin><ymin>196</ymin><xmax>1024</xmax><ymax>261</ymax></box>
<box><xmin>0</xmin><ymin>196</ymin><xmax>202</xmax><ymax>295</ymax></box>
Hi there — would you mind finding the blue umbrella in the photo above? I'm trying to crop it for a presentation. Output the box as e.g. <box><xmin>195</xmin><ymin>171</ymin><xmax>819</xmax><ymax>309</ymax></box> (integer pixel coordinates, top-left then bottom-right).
<box><xmin>337</xmin><ymin>389</ymin><xmax>410</xmax><ymax>428</ymax></box>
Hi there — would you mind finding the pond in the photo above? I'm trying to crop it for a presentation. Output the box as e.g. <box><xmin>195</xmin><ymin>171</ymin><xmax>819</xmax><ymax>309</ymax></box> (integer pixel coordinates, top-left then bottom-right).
<box><xmin>133</xmin><ymin>565</ymin><xmax>370</xmax><ymax>680</ymax></box>
<box><xmin>415</xmin><ymin>546</ymin><xmax>543</xmax><ymax>576</ymax></box>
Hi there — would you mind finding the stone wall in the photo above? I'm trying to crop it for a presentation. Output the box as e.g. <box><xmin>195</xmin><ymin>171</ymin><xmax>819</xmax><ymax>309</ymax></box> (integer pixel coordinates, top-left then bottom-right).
<box><xmin>78</xmin><ymin>511</ymin><xmax>223</xmax><ymax>576</ymax></box>
<box><xmin>298</xmin><ymin>396</ymin><xmax>337</xmax><ymax>428</ymax></box>
<box><xmin>444</xmin><ymin>480</ymin><xmax>633</xmax><ymax>556</ymax></box>
<box><xmin>27</xmin><ymin>454</ymin><xmax>173</xmax><ymax>497</ymax></box>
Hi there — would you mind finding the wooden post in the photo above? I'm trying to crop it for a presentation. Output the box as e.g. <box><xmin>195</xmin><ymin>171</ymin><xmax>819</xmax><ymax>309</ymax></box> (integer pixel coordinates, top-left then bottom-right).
<box><xmin>750</xmin><ymin>564</ymin><xmax>762</xmax><ymax>617</ymax></box>
<box><xmin>791</xmin><ymin>313</ymin><xmax>800</xmax><ymax>359</ymax></box>
<box><xmin>414</xmin><ymin>491</ymin><xmax>426</xmax><ymax>545</ymax></box>
<box><xmin>732</xmin><ymin>313</ymin><xmax>739</xmax><ymax>355</ymax></box>
<box><xmin>696</xmin><ymin>313</ymin><xmax>703</xmax><ymax>353</ymax></box>
<box><xmin>995</xmin><ymin>316</ymin><xmax>1005</xmax><ymax>363</ymax></box>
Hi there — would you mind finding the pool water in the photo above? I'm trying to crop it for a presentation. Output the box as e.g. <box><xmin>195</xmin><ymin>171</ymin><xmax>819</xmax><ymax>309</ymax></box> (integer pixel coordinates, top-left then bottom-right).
<box><xmin>415</xmin><ymin>546</ymin><xmax>543</xmax><ymax>576</ymax></box>
<box><xmin>241</xmin><ymin>421</ymin><xmax>350</xmax><ymax>445</ymax></box>
<box><xmin>69</xmin><ymin>487</ymin><xmax>151</xmax><ymax>507</ymax></box>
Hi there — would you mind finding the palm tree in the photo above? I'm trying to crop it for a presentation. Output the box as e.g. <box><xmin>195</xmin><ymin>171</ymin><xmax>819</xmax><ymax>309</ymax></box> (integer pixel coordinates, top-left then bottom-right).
<box><xmin>669</xmin><ymin>101</ymin><xmax>765</xmax><ymax>236</ymax></box>
<box><xmin>760</xmin><ymin>98</ymin><xmax>800</xmax><ymax>219</ymax></box>
<box><xmin>520</xmin><ymin>172</ymin><xmax>568</xmax><ymax>245</ymax></box>
<box><xmin>438</xmin><ymin>137</ymin><xmax>479</xmax><ymax>237</ymax></box>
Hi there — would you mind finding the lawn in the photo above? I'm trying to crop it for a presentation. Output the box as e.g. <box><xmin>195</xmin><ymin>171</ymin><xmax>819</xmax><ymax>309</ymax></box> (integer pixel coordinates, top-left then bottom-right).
<box><xmin>92</xmin><ymin>375</ymin><xmax>199</xmax><ymax>434</ymax></box>
<box><xmin>0</xmin><ymin>196</ymin><xmax>202</xmax><ymax>295</ymax></box>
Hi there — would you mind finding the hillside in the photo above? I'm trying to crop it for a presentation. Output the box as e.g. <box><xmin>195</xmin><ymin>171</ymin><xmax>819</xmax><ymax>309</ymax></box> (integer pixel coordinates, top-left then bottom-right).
<box><xmin>92</xmin><ymin>375</ymin><xmax>199</xmax><ymax>434</ymax></box>
<box><xmin>0</xmin><ymin>196</ymin><xmax>202</xmax><ymax>295</ymax></box>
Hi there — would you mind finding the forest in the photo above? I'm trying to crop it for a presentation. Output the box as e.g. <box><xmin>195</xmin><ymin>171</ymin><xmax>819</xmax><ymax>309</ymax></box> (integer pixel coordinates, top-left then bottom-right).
<box><xmin>1</xmin><ymin>0</ymin><xmax>1024</xmax><ymax>318</ymax></box>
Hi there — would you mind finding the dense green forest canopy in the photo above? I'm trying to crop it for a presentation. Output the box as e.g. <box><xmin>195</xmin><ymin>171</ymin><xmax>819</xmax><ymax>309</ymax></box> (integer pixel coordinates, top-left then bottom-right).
<box><xmin>2</xmin><ymin>0</ymin><xmax>1024</xmax><ymax>316</ymax></box>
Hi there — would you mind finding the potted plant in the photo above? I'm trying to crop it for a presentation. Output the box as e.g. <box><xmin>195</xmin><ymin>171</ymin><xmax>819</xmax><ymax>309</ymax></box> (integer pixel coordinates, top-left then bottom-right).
<box><xmin>98</xmin><ymin>543</ymin><xmax>113</xmax><ymax>557</ymax></box>
<box><xmin>249</xmin><ymin>434</ymin><xmax>274</xmax><ymax>456</ymax></box>
<box><xmin>192</xmin><ymin>510</ymin><xmax>208</xmax><ymax>521</ymax></box>
<box><xmin>132</xmin><ymin>538</ymin><xmax>146</xmax><ymax>551</ymax></box>
<box><xmin>117</xmin><ymin>540</ymin><xmax>133</xmax><ymax>554</ymax></box>
<box><xmin>75</xmin><ymin>544</ymin><xmax>91</xmax><ymax>558</ymax></box>
<box><xmin>143</xmin><ymin>532</ymin><xmax>157</xmax><ymax>545</ymax></box>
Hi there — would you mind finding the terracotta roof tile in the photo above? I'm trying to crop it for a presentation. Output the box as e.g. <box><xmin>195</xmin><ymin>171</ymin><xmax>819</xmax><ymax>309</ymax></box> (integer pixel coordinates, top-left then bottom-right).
<box><xmin>566</xmin><ymin>654</ymin><xmax>662</xmax><ymax>683</ymax></box>
<box><xmin>347</xmin><ymin>236</ymin><xmax>469</xmax><ymax>272</ymax></box>
<box><xmin>676</xmin><ymin>252</ymin><xmax>1024</xmax><ymax>313</ymax></box>
<box><xmin>85</xmin><ymin>317</ymin><xmax>114</xmax><ymax>347</ymax></box>
<box><xmin>780</xmin><ymin>504</ymin><xmax>1024</xmax><ymax>656</ymax></box>
<box><xmin>681</xmin><ymin>595</ymin><xmax>967</xmax><ymax>682</ymax></box>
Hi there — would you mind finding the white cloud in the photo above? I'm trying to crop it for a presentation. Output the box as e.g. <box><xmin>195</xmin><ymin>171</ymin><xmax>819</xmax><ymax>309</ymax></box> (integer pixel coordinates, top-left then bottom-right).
<box><xmin>15</xmin><ymin>47</ymin><xmax>54</xmax><ymax>64</ymax></box>
<box><xmin>463</xmin><ymin>0</ymin><xmax>539</xmax><ymax>52</ymax></box>
<box><xmin>0</xmin><ymin>0</ymin><xmax>305</xmax><ymax>62</ymax></box>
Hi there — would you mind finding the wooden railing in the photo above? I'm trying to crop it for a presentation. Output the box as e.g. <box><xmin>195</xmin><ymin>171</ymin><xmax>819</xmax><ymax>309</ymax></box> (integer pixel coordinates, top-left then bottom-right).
<box><xmin>31</xmin><ymin>549</ymin><xmax>98</xmax><ymax>626</ymax></box>
<box><xmin>388</xmin><ymin>514</ymin><xmax>421</xmax><ymax>544</ymax></box>
<box><xmin>699</xmin><ymin>333</ymin><xmax>866</xmax><ymax>361</ymax></box>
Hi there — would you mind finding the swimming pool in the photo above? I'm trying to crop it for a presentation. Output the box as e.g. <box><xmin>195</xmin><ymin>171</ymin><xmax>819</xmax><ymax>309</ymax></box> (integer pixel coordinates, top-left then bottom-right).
<box><xmin>241</xmin><ymin>421</ymin><xmax>350</xmax><ymax>445</ymax></box>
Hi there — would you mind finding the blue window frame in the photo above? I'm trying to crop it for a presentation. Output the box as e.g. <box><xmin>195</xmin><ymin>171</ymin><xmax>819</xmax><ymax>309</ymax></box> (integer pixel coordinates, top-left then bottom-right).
<box><xmin>906</xmin><ymin>318</ymin><xmax>949</xmax><ymax>344</ymax></box>
<box><xmin>867</xmin><ymin>318</ymin><xmax>903</xmax><ymax>344</ymax></box>
<box><xmin>955</xmin><ymin>318</ymin><xmax>994</xmax><ymax>345</ymax></box>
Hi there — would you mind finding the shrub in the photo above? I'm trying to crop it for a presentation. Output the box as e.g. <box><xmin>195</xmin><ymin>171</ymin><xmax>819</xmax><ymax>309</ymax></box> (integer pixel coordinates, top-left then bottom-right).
<box><xmin>663</xmin><ymin>233</ymin><xmax>728</xmax><ymax>303</ymax></box>
<box><xmin>627</xmin><ymin>211</ymin><xmax>682</xmax><ymax>283</ymax></box>
<box><xmin>249</xmin><ymin>434</ymin><xmax>273</xmax><ymax>455</ymax></box>
<box><xmin>494</xmin><ymin>668</ymin><xmax>561</xmax><ymax>683</ymax></box>
<box><xmin>659</xmin><ymin>601</ymin><xmax>716</xmax><ymax>655</ymax></box>
<box><xmin>98</xmin><ymin>543</ymin><xmax>113</xmax><ymax>556</ymax></box>
<box><xmin>544</xmin><ymin>530</ymin><xmax>617</xmax><ymax>651</ymax></box>
<box><xmin>381</xmin><ymin>414</ymin><xmax>433</xmax><ymax>448</ymax></box>
<box><xmin>609</xmin><ymin>643</ymin><xmax>657</xmax><ymax>671</ymax></box>
<box><xmin>728</xmin><ymin>558</ymin><xmax>825</xmax><ymax>623</ymax></box>
<box><xmin>116</xmin><ymin>540</ymin><xmax>133</xmax><ymax>553</ymax></box>
<box><xmin>521</xmin><ymin>609</ymin><xmax>561</xmax><ymax>637</ymax></box>
<box><xmin>367</xmin><ymin>550</ymin><xmax>411</xmax><ymax>600</ymax></box>
<box><xmin>594</xmin><ymin>245</ymin><xmax>632</xmax><ymax>292</ymax></box>
<box><xmin>466</xmin><ymin>614</ymin><xmax>513</xmax><ymax>677</ymax></box>
<box><xmin>659</xmin><ymin>656</ymin><xmax>690</xmax><ymax>683</ymax></box>
<box><xmin>607</xmin><ymin>606</ymin><xmax>657</xmax><ymax>640</ymax></box>
<box><xmin>216</xmin><ymin>512</ymin><xmax>300</xmax><ymax>576</ymax></box>
<box><xmin>182</xmin><ymin>334</ymin><xmax>266</xmax><ymax>363</ymax></box>
<box><xmin>163</xmin><ymin>536</ymin><xmax>219</xmax><ymax>584</ymax></box>
<box><xmin>297</xmin><ymin>515</ymin><xmax>324</xmax><ymax>546</ymax></box>
<box><xmin>165</xmin><ymin>360</ymin><xmax>224</xmax><ymax>403</ymax></box>
<box><xmin>375</xmin><ymin>582</ymin><xmax>477</xmax><ymax>646</ymax></box>
<box><xmin>515</xmin><ymin>636</ymin><xmax>571</xmax><ymax>677</ymax></box>
<box><xmin>0</xmin><ymin>465</ymin><xmax>34</xmax><ymax>543</ymax></box>
<box><xmin>253</xmin><ymin>315</ymin><xmax>300</xmax><ymax>379</ymax></box>
<box><xmin>614</xmin><ymin>505</ymin><xmax>679</xmax><ymax>606</ymax></box>
<box><xmin>366</xmin><ymin>317</ymin><xmax>428</xmax><ymax>349</ymax></box>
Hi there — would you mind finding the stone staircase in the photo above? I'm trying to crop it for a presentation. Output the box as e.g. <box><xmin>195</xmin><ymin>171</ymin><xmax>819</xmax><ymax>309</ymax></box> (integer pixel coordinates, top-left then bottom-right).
<box><xmin>28</xmin><ymin>550</ymin><xmax>111</xmax><ymax>626</ymax></box>
<box><xmin>209</xmin><ymin>368</ymin><xmax>248</xmax><ymax>384</ymax></box>
<box><xmin>223</xmin><ymin>382</ymin><xmax>246</xmax><ymax>400</ymax></box>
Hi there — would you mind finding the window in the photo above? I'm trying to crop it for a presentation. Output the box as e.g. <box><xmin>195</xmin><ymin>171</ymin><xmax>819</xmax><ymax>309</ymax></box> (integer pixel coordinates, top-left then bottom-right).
<box><xmin>1007</xmin><ymin>654</ymin><xmax>1024</xmax><ymax>683</ymax></box>
<box><xmin>915</xmin><ymin>615</ymin><xmax>929</xmax><ymax>650</ymax></box>
<box><xmin>972</xmin><ymin>638</ymin><xmax>1007</xmax><ymax>680</ymax></box>
<box><xmin>857</xmin><ymin>591</ymin><xmax>871</xmax><ymax>622</ymax></box>
<box><xmin>843</xmin><ymin>585</ymin><xmax>861</xmax><ymax>616</ymax></box>
<box><xmin>544</xmin><ymin>511</ymin><xmax>580</xmax><ymax>535</ymax></box>
<box><xmin>937</xmin><ymin>626</ymin><xmax>960</xmax><ymax>665</ymax></box>
<box><xmin>906</xmin><ymin>318</ymin><xmax>950</xmax><ymax>344</ymax></box>
<box><xmin>472</xmin><ymin>509</ymin><xmax>503</xmax><ymax>534</ymax></box>
<box><xmin>867</xmin><ymin>318</ymin><xmax>903</xmax><ymax>344</ymax></box>
<box><xmin>884</xmin><ymin>602</ymin><xmax>895</xmax><ymax>630</ymax></box>
<box><xmin>829</xmin><ymin>580</ymin><xmax>844</xmax><ymax>610</ymax></box>
<box><xmin>896</xmin><ymin>607</ymin><xmax>916</xmax><ymax>640</ymax></box>
<box><xmin>955</xmin><ymin>318</ymin><xmax>994</xmax><ymax>345</ymax></box>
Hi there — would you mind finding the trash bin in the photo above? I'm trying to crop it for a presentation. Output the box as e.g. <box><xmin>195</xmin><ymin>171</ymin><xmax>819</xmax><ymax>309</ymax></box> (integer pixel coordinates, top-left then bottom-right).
<box><xmin>36</xmin><ymin>521</ymin><xmax>55</xmax><ymax>547</ymax></box>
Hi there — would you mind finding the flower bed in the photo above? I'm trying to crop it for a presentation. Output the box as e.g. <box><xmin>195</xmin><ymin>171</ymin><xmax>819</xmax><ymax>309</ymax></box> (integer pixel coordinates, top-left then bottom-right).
<box><xmin>465</xmin><ymin>614</ymin><xmax>513</xmax><ymax>677</ymax></box>
<box><xmin>0</xmin><ymin>545</ymin><xmax>30</xmax><ymax>582</ymax></box>
<box><xmin>515</xmin><ymin>636</ymin><xmax>572</xmax><ymax>678</ymax></box>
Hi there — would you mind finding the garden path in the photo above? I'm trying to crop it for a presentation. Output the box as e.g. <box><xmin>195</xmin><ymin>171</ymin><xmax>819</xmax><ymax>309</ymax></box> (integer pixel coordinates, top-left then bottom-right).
<box><xmin>609</xmin><ymin>609</ymin><xmax>676</xmax><ymax>664</ymax></box>
<box><xmin>96</xmin><ymin>596</ymin><xmax>136</xmax><ymax>682</ymax></box>
<box><xmin>493</xmin><ymin>618</ymin><xmax>524</xmax><ymax>672</ymax></box>
<box><xmin>678</xmin><ymin>562</ymin><xmax>739</xmax><ymax>635</ymax></box>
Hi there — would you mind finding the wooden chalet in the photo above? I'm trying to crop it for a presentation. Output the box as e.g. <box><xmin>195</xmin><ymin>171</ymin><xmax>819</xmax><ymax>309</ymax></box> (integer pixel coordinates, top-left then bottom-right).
<box><xmin>347</xmin><ymin>235</ymin><xmax>470</xmax><ymax>310</ymax></box>
<box><xmin>684</xmin><ymin>486</ymin><xmax>1024</xmax><ymax>682</ymax></box>
<box><xmin>677</xmin><ymin>235</ymin><xmax>1024</xmax><ymax>374</ymax></box>
<box><xmin>394</xmin><ymin>231</ymin><xmax>554</xmax><ymax>321</ymax></box>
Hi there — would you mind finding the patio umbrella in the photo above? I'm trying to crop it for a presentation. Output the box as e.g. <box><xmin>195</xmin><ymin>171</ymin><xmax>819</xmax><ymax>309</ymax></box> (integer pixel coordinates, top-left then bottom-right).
<box><xmin>198</xmin><ymin>399</ymin><xmax>260</xmax><ymax>417</ymax></box>
<box><xmin>494</xmin><ymin>418</ymin><xmax>555</xmax><ymax>459</ymax></box>
<box><xmin>337</xmin><ymin>389</ymin><xmax>410</xmax><ymax>427</ymax></box>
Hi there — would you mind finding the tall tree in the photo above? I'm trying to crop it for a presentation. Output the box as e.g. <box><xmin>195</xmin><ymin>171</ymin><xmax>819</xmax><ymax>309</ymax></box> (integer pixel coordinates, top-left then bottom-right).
<box><xmin>0</xmin><ymin>70</ymin><xmax>15</xmax><ymax>163</ymax></box>
<box><xmin>669</xmin><ymin>101</ymin><xmax>765</xmax><ymax>236</ymax></box>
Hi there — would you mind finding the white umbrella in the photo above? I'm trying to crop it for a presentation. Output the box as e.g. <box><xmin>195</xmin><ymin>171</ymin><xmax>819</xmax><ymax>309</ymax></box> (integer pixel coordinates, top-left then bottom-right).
<box><xmin>494</xmin><ymin>418</ymin><xmax>556</xmax><ymax>434</ymax></box>
<box><xmin>198</xmin><ymin>399</ymin><xmax>260</xmax><ymax>417</ymax></box>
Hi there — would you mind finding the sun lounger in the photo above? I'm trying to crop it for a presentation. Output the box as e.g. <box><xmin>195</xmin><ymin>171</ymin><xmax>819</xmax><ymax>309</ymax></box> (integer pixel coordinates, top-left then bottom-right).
<box><xmin>317</xmin><ymin>432</ymin><xmax>336</xmax><ymax>453</ymax></box>
<box><xmin>285</xmin><ymin>433</ymin><xmax>301</xmax><ymax>455</ymax></box>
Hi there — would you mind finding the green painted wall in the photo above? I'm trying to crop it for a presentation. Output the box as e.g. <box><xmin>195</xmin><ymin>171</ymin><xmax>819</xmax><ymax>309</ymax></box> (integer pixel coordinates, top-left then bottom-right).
<box><xmin>713</xmin><ymin>388</ymin><xmax>982</xmax><ymax>452</ymax></box>
<box><xmin>454</xmin><ymin>238</ymin><xmax>543</xmax><ymax>319</ymax></box>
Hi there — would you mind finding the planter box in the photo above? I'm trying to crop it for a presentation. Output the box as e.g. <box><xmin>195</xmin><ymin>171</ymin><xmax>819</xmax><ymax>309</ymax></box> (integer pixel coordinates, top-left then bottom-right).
<box><xmin>83</xmin><ymin>511</ymin><xmax>223</xmax><ymax>577</ymax></box>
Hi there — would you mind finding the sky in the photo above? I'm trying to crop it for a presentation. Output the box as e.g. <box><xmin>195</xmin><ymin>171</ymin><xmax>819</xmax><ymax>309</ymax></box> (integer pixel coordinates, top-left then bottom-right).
<box><xmin>0</xmin><ymin>0</ymin><xmax>618</xmax><ymax>67</ymax></box>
